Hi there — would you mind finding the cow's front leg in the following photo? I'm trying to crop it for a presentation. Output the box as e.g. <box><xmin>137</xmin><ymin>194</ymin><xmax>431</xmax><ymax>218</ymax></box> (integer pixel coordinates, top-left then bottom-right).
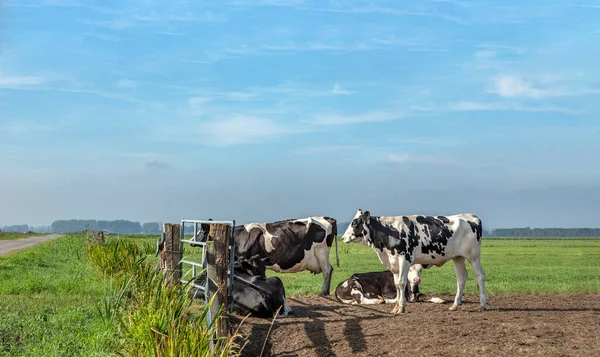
<box><xmin>391</xmin><ymin>260</ymin><xmax>411</xmax><ymax>314</ymax></box>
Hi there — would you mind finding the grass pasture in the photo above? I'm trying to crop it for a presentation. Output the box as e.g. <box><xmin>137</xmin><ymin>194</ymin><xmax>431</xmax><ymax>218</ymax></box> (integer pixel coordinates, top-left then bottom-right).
<box><xmin>0</xmin><ymin>232</ymin><xmax>46</xmax><ymax>240</ymax></box>
<box><xmin>0</xmin><ymin>234</ymin><xmax>112</xmax><ymax>357</ymax></box>
<box><xmin>262</xmin><ymin>238</ymin><xmax>600</xmax><ymax>297</ymax></box>
<box><xmin>124</xmin><ymin>234</ymin><xmax>600</xmax><ymax>297</ymax></box>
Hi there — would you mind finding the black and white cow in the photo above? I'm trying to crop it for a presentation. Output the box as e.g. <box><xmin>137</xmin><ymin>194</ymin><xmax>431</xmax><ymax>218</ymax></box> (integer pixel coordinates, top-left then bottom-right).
<box><xmin>230</xmin><ymin>256</ymin><xmax>293</xmax><ymax>318</ymax></box>
<box><xmin>335</xmin><ymin>264</ymin><xmax>425</xmax><ymax>305</ymax></box>
<box><xmin>341</xmin><ymin>209</ymin><xmax>487</xmax><ymax>314</ymax></box>
<box><xmin>192</xmin><ymin>217</ymin><xmax>338</xmax><ymax>295</ymax></box>
<box><xmin>334</xmin><ymin>265</ymin><xmax>446</xmax><ymax>305</ymax></box>
<box><xmin>233</xmin><ymin>217</ymin><xmax>339</xmax><ymax>296</ymax></box>
<box><xmin>189</xmin><ymin>255</ymin><xmax>292</xmax><ymax>319</ymax></box>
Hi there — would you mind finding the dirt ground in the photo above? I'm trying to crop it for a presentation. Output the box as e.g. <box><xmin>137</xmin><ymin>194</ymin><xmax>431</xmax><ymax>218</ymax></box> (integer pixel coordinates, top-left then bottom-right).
<box><xmin>232</xmin><ymin>293</ymin><xmax>600</xmax><ymax>357</ymax></box>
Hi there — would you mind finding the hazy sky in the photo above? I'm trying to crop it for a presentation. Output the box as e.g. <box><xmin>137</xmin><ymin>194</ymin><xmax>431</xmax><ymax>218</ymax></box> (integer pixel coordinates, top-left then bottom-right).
<box><xmin>1</xmin><ymin>0</ymin><xmax>600</xmax><ymax>229</ymax></box>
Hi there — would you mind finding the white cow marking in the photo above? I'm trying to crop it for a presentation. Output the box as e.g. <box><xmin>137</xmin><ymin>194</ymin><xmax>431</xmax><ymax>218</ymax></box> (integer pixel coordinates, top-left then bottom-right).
<box><xmin>291</xmin><ymin>217</ymin><xmax>333</xmax><ymax>236</ymax></box>
<box><xmin>243</xmin><ymin>223</ymin><xmax>276</xmax><ymax>252</ymax></box>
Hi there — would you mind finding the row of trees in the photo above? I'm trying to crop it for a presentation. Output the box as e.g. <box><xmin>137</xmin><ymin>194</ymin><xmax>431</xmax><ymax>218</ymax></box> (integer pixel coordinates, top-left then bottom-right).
<box><xmin>0</xmin><ymin>220</ymin><xmax>200</xmax><ymax>234</ymax></box>
<box><xmin>488</xmin><ymin>227</ymin><xmax>600</xmax><ymax>238</ymax></box>
<box><xmin>337</xmin><ymin>222</ymin><xmax>600</xmax><ymax>238</ymax></box>
<box><xmin>4</xmin><ymin>220</ymin><xmax>600</xmax><ymax>237</ymax></box>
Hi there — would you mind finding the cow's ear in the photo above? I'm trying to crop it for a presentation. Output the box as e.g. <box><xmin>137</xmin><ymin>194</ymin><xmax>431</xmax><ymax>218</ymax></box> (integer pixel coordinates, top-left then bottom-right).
<box><xmin>363</xmin><ymin>211</ymin><xmax>370</xmax><ymax>220</ymax></box>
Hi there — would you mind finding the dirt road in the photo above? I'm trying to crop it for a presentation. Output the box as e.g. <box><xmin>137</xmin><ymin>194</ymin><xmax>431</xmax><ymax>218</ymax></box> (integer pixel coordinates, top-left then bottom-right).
<box><xmin>0</xmin><ymin>234</ymin><xmax>63</xmax><ymax>255</ymax></box>
<box><xmin>234</xmin><ymin>294</ymin><xmax>600</xmax><ymax>357</ymax></box>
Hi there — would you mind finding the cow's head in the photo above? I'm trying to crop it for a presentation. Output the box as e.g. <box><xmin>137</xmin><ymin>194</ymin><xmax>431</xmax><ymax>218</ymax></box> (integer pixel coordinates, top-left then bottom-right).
<box><xmin>234</xmin><ymin>254</ymin><xmax>267</xmax><ymax>278</ymax></box>
<box><xmin>341</xmin><ymin>209</ymin><xmax>371</xmax><ymax>244</ymax></box>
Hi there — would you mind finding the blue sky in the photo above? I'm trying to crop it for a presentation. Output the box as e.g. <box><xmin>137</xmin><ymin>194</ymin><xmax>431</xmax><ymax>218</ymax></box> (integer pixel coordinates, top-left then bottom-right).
<box><xmin>1</xmin><ymin>0</ymin><xmax>599</xmax><ymax>228</ymax></box>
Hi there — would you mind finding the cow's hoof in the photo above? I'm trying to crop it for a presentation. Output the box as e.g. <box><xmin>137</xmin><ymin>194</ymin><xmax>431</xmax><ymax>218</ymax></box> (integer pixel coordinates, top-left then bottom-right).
<box><xmin>479</xmin><ymin>306</ymin><xmax>487</xmax><ymax>312</ymax></box>
<box><xmin>449</xmin><ymin>305</ymin><xmax>458</xmax><ymax>311</ymax></box>
<box><xmin>317</xmin><ymin>292</ymin><xmax>330</xmax><ymax>297</ymax></box>
<box><xmin>391</xmin><ymin>306</ymin><xmax>405</xmax><ymax>314</ymax></box>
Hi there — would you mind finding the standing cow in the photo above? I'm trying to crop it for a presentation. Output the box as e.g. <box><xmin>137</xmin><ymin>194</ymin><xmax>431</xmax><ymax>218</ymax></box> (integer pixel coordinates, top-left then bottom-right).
<box><xmin>232</xmin><ymin>217</ymin><xmax>339</xmax><ymax>296</ymax></box>
<box><xmin>341</xmin><ymin>209</ymin><xmax>487</xmax><ymax>314</ymax></box>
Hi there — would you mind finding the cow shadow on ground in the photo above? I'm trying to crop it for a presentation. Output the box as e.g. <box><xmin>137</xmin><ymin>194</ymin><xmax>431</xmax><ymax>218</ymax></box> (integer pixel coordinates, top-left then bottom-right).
<box><xmin>496</xmin><ymin>307</ymin><xmax>600</xmax><ymax>312</ymax></box>
<box><xmin>237</xmin><ymin>298</ymin><xmax>389</xmax><ymax>357</ymax></box>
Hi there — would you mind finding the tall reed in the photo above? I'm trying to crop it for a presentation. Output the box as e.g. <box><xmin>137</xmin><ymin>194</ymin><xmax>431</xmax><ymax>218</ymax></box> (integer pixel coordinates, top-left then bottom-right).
<box><xmin>84</xmin><ymin>236</ymin><xmax>245</xmax><ymax>356</ymax></box>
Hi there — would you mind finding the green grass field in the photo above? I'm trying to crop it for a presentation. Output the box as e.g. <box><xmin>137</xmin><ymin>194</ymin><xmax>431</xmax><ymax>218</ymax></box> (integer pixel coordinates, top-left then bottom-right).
<box><xmin>264</xmin><ymin>238</ymin><xmax>600</xmax><ymax>297</ymax></box>
<box><xmin>129</xmin><ymin>235</ymin><xmax>600</xmax><ymax>297</ymax></box>
<box><xmin>0</xmin><ymin>232</ymin><xmax>46</xmax><ymax>240</ymax></box>
<box><xmin>0</xmin><ymin>235</ymin><xmax>113</xmax><ymax>357</ymax></box>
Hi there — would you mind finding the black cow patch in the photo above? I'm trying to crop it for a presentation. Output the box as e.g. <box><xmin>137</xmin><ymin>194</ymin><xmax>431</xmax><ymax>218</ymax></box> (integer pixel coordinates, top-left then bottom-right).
<box><xmin>367</xmin><ymin>218</ymin><xmax>408</xmax><ymax>256</ymax></box>
<box><xmin>417</xmin><ymin>216</ymin><xmax>454</xmax><ymax>257</ymax></box>
<box><xmin>267</xmin><ymin>221</ymin><xmax>325</xmax><ymax>270</ymax></box>
<box><xmin>363</xmin><ymin>217</ymin><xmax>424</xmax><ymax>259</ymax></box>
<box><xmin>468</xmin><ymin>220</ymin><xmax>483</xmax><ymax>241</ymax></box>
<box><xmin>437</xmin><ymin>216</ymin><xmax>450</xmax><ymax>224</ymax></box>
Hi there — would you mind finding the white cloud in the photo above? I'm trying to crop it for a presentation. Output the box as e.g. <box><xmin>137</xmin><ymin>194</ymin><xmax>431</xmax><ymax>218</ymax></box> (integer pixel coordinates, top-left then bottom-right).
<box><xmin>305</xmin><ymin>111</ymin><xmax>407</xmax><ymax>125</ymax></box>
<box><xmin>200</xmin><ymin>116</ymin><xmax>305</xmax><ymax>146</ymax></box>
<box><xmin>489</xmin><ymin>75</ymin><xmax>600</xmax><ymax>99</ymax></box>
<box><xmin>314</xmin><ymin>6</ymin><xmax>469</xmax><ymax>25</ymax></box>
<box><xmin>331</xmin><ymin>83</ymin><xmax>354</xmax><ymax>95</ymax></box>
<box><xmin>0</xmin><ymin>73</ymin><xmax>140</xmax><ymax>102</ymax></box>
<box><xmin>116</xmin><ymin>79</ymin><xmax>137</xmax><ymax>88</ymax></box>
<box><xmin>7</xmin><ymin>0</ymin><xmax>106</xmax><ymax>9</ymax></box>
<box><xmin>448</xmin><ymin>100</ymin><xmax>581</xmax><ymax>114</ymax></box>
<box><xmin>227</xmin><ymin>0</ymin><xmax>304</xmax><ymax>7</ymax></box>
<box><xmin>189</xmin><ymin>97</ymin><xmax>211</xmax><ymax>107</ymax></box>
<box><xmin>0</xmin><ymin>122</ymin><xmax>52</xmax><ymax>134</ymax></box>
<box><xmin>133</xmin><ymin>12</ymin><xmax>196</xmax><ymax>23</ymax></box>
<box><xmin>0</xmin><ymin>75</ymin><xmax>46</xmax><ymax>88</ymax></box>
<box><xmin>191</xmin><ymin>82</ymin><xmax>334</xmax><ymax>103</ymax></box>
<box><xmin>491</xmin><ymin>75</ymin><xmax>545</xmax><ymax>99</ymax></box>
<box><xmin>81</xmin><ymin>10</ymin><xmax>222</xmax><ymax>30</ymax></box>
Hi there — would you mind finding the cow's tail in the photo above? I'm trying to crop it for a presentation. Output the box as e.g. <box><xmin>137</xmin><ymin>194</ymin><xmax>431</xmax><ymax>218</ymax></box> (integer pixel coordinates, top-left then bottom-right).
<box><xmin>333</xmin><ymin>220</ymin><xmax>339</xmax><ymax>268</ymax></box>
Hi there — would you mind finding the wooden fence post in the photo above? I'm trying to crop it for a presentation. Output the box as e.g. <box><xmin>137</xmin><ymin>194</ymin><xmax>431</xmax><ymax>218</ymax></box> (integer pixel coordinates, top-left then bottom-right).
<box><xmin>160</xmin><ymin>223</ymin><xmax>181</xmax><ymax>286</ymax></box>
<box><xmin>206</xmin><ymin>223</ymin><xmax>231</xmax><ymax>338</ymax></box>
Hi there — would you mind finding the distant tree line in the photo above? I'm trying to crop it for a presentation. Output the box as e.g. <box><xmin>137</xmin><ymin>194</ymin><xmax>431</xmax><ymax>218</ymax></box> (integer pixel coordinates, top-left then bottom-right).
<box><xmin>337</xmin><ymin>222</ymin><xmax>600</xmax><ymax>238</ymax></box>
<box><xmin>4</xmin><ymin>220</ymin><xmax>600</xmax><ymax>237</ymax></box>
<box><xmin>49</xmin><ymin>219</ymin><xmax>142</xmax><ymax>234</ymax></box>
<box><xmin>47</xmin><ymin>220</ymin><xmax>197</xmax><ymax>234</ymax></box>
<box><xmin>1</xmin><ymin>224</ymin><xmax>31</xmax><ymax>233</ymax></box>
<box><xmin>488</xmin><ymin>227</ymin><xmax>600</xmax><ymax>238</ymax></box>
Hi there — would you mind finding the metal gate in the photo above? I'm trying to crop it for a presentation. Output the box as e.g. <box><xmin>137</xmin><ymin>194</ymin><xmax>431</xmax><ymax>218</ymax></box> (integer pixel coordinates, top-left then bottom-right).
<box><xmin>178</xmin><ymin>219</ymin><xmax>236</xmax><ymax>324</ymax></box>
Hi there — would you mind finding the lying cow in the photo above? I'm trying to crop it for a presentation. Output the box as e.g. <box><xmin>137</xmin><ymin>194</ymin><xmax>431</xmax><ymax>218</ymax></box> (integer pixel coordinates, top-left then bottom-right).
<box><xmin>334</xmin><ymin>265</ymin><xmax>445</xmax><ymax>305</ymax></box>
<box><xmin>341</xmin><ymin>209</ymin><xmax>487</xmax><ymax>314</ymax></box>
<box><xmin>230</xmin><ymin>256</ymin><xmax>293</xmax><ymax>318</ymax></box>
<box><xmin>189</xmin><ymin>255</ymin><xmax>292</xmax><ymax>319</ymax></box>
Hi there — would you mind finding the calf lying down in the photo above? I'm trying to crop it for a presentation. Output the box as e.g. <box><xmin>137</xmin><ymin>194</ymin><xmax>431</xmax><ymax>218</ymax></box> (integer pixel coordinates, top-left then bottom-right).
<box><xmin>334</xmin><ymin>265</ymin><xmax>445</xmax><ymax>305</ymax></box>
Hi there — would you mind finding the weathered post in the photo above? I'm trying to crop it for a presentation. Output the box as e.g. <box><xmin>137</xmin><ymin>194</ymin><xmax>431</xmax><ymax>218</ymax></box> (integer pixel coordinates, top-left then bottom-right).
<box><xmin>160</xmin><ymin>223</ymin><xmax>182</xmax><ymax>287</ymax></box>
<box><xmin>206</xmin><ymin>222</ymin><xmax>231</xmax><ymax>338</ymax></box>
